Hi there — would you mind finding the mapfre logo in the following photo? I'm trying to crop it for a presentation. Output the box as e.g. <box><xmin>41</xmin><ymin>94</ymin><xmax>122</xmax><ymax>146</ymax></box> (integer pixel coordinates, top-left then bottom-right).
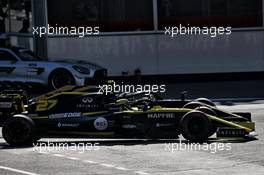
<box><xmin>148</xmin><ymin>113</ymin><xmax>175</xmax><ymax>119</ymax></box>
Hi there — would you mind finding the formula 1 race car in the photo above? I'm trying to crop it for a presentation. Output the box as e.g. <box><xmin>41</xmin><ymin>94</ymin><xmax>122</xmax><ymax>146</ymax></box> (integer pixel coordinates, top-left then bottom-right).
<box><xmin>0</xmin><ymin>86</ymin><xmax>257</xmax><ymax>146</ymax></box>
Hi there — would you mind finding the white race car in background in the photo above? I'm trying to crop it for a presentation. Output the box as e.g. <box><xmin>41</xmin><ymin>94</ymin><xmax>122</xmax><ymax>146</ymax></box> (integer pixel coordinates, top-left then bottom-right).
<box><xmin>0</xmin><ymin>47</ymin><xmax>107</xmax><ymax>89</ymax></box>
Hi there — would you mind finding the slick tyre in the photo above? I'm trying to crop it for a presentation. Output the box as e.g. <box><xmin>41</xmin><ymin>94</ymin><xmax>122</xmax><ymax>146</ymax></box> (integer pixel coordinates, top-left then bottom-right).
<box><xmin>49</xmin><ymin>69</ymin><xmax>75</xmax><ymax>89</ymax></box>
<box><xmin>194</xmin><ymin>98</ymin><xmax>215</xmax><ymax>107</ymax></box>
<box><xmin>183</xmin><ymin>101</ymin><xmax>204</xmax><ymax>109</ymax></box>
<box><xmin>195</xmin><ymin>107</ymin><xmax>217</xmax><ymax>137</ymax></box>
<box><xmin>180</xmin><ymin>111</ymin><xmax>212</xmax><ymax>142</ymax></box>
<box><xmin>2</xmin><ymin>115</ymin><xmax>36</xmax><ymax>146</ymax></box>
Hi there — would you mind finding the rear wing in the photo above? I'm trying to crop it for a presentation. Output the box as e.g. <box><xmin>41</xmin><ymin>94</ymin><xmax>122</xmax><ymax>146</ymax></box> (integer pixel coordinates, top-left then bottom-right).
<box><xmin>0</xmin><ymin>89</ymin><xmax>28</xmax><ymax>114</ymax></box>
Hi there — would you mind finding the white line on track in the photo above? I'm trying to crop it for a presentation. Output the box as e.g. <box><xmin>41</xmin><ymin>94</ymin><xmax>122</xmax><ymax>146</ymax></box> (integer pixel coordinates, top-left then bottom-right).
<box><xmin>66</xmin><ymin>157</ymin><xmax>80</xmax><ymax>160</ymax></box>
<box><xmin>100</xmin><ymin>163</ymin><xmax>115</xmax><ymax>168</ymax></box>
<box><xmin>38</xmin><ymin>152</ymin><xmax>150</xmax><ymax>174</ymax></box>
<box><xmin>0</xmin><ymin>165</ymin><xmax>40</xmax><ymax>175</ymax></box>
<box><xmin>52</xmin><ymin>154</ymin><xmax>65</xmax><ymax>157</ymax></box>
<box><xmin>83</xmin><ymin>160</ymin><xmax>97</xmax><ymax>164</ymax></box>
<box><xmin>135</xmin><ymin>171</ymin><xmax>149</xmax><ymax>175</ymax></box>
<box><xmin>115</xmin><ymin>166</ymin><xmax>130</xmax><ymax>171</ymax></box>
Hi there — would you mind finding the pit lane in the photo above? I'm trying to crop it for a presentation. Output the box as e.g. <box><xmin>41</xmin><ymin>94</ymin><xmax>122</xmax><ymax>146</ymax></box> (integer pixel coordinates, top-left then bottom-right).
<box><xmin>0</xmin><ymin>100</ymin><xmax>264</xmax><ymax>175</ymax></box>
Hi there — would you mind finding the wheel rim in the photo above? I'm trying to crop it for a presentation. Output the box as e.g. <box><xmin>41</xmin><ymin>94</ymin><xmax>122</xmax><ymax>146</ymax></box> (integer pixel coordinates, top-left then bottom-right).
<box><xmin>187</xmin><ymin>117</ymin><xmax>207</xmax><ymax>137</ymax></box>
<box><xmin>51</xmin><ymin>71</ymin><xmax>73</xmax><ymax>89</ymax></box>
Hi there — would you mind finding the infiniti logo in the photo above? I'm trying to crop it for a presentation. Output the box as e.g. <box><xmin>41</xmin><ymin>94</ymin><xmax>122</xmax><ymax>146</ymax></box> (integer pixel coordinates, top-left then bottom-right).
<box><xmin>82</xmin><ymin>97</ymin><xmax>93</xmax><ymax>103</ymax></box>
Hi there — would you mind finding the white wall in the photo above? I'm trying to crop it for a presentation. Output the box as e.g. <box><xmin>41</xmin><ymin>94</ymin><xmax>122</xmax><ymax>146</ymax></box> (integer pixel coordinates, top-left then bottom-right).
<box><xmin>47</xmin><ymin>30</ymin><xmax>264</xmax><ymax>76</ymax></box>
<box><xmin>158</xmin><ymin>30</ymin><xmax>264</xmax><ymax>74</ymax></box>
<box><xmin>47</xmin><ymin>35</ymin><xmax>158</xmax><ymax>75</ymax></box>
<box><xmin>10</xmin><ymin>35</ymin><xmax>34</xmax><ymax>51</ymax></box>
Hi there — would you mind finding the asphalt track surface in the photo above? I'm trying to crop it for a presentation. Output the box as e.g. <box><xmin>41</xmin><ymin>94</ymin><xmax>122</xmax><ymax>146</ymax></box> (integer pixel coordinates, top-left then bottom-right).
<box><xmin>0</xmin><ymin>100</ymin><xmax>264</xmax><ymax>175</ymax></box>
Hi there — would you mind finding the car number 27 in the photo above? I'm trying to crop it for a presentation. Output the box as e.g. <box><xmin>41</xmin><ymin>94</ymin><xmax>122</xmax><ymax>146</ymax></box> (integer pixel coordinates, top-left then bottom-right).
<box><xmin>36</xmin><ymin>100</ymin><xmax>58</xmax><ymax>111</ymax></box>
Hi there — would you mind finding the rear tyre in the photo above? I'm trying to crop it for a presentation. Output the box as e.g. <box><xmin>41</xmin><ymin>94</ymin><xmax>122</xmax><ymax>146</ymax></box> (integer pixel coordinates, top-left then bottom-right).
<box><xmin>180</xmin><ymin>111</ymin><xmax>212</xmax><ymax>142</ymax></box>
<box><xmin>49</xmin><ymin>69</ymin><xmax>75</xmax><ymax>89</ymax></box>
<box><xmin>195</xmin><ymin>107</ymin><xmax>217</xmax><ymax>137</ymax></box>
<box><xmin>2</xmin><ymin>115</ymin><xmax>36</xmax><ymax>146</ymax></box>
<box><xmin>194</xmin><ymin>98</ymin><xmax>215</xmax><ymax>107</ymax></box>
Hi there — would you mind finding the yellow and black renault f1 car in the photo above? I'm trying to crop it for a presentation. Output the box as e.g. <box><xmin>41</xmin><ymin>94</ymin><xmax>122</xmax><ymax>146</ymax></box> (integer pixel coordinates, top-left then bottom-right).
<box><xmin>0</xmin><ymin>86</ymin><xmax>257</xmax><ymax>146</ymax></box>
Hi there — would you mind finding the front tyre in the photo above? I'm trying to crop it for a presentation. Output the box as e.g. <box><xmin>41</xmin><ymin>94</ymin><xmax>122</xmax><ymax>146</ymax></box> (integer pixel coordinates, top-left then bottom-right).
<box><xmin>49</xmin><ymin>69</ymin><xmax>75</xmax><ymax>89</ymax></box>
<box><xmin>194</xmin><ymin>98</ymin><xmax>215</xmax><ymax>107</ymax></box>
<box><xmin>195</xmin><ymin>107</ymin><xmax>217</xmax><ymax>137</ymax></box>
<box><xmin>183</xmin><ymin>101</ymin><xmax>203</xmax><ymax>109</ymax></box>
<box><xmin>2</xmin><ymin>115</ymin><xmax>36</xmax><ymax>146</ymax></box>
<box><xmin>180</xmin><ymin>111</ymin><xmax>212</xmax><ymax>142</ymax></box>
